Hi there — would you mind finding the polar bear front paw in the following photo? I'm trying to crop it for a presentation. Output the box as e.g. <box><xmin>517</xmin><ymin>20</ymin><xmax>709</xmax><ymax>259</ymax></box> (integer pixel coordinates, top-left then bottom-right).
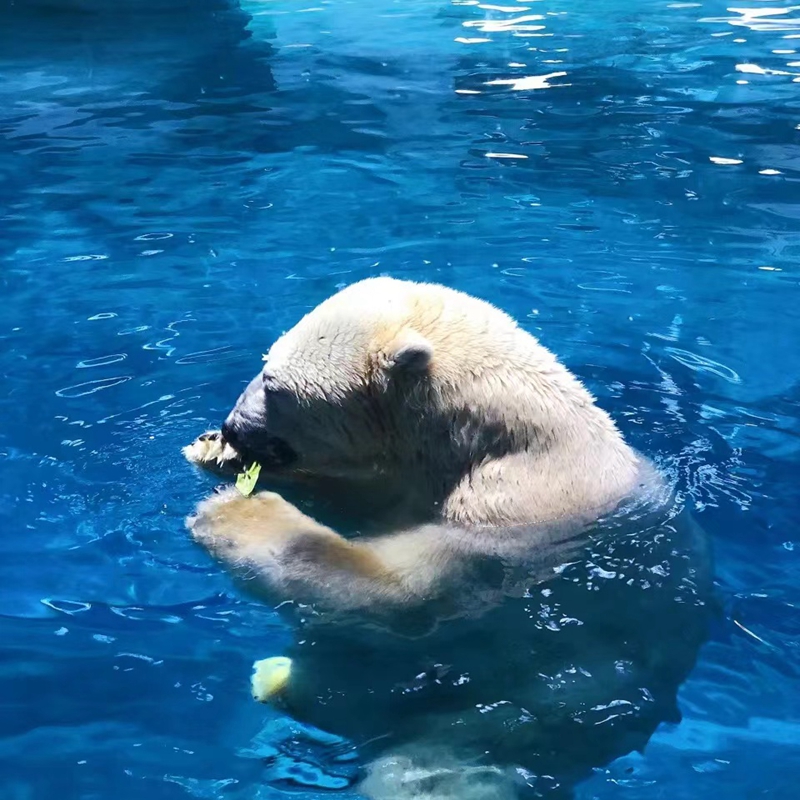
<box><xmin>187</xmin><ymin>487</ymin><xmax>330</xmax><ymax>563</ymax></box>
<box><xmin>183</xmin><ymin>430</ymin><xmax>246</xmax><ymax>475</ymax></box>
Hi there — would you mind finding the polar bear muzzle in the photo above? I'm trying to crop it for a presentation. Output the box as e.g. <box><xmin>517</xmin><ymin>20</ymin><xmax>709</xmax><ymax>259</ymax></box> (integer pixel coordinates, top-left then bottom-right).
<box><xmin>221</xmin><ymin>416</ymin><xmax>297</xmax><ymax>470</ymax></box>
<box><xmin>221</xmin><ymin>375</ymin><xmax>298</xmax><ymax>470</ymax></box>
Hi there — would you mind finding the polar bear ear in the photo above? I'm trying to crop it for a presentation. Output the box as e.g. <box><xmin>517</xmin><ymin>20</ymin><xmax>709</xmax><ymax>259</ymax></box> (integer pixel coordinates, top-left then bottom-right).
<box><xmin>387</xmin><ymin>330</ymin><xmax>434</xmax><ymax>373</ymax></box>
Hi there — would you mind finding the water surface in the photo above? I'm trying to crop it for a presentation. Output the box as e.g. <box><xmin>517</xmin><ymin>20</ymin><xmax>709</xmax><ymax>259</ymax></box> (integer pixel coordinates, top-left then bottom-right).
<box><xmin>2</xmin><ymin>1</ymin><xmax>799</xmax><ymax>798</ymax></box>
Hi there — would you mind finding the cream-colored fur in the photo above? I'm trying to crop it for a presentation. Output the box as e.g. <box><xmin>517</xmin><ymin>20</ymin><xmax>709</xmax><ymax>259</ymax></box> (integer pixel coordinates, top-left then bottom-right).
<box><xmin>183</xmin><ymin>278</ymin><xmax>682</xmax><ymax>799</ymax></box>
<box><xmin>186</xmin><ymin>277</ymin><xmax>640</xmax><ymax>526</ymax></box>
<box><xmin>184</xmin><ymin>277</ymin><xmax>646</xmax><ymax>611</ymax></box>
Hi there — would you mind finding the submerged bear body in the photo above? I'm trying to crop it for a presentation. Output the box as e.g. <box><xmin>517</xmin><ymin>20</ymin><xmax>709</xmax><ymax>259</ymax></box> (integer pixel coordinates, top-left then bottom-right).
<box><xmin>183</xmin><ymin>278</ymin><xmax>712</xmax><ymax>798</ymax></box>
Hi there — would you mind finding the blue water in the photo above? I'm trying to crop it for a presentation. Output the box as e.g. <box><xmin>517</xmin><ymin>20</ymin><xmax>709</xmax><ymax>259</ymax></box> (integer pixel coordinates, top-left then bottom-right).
<box><xmin>2</xmin><ymin>0</ymin><xmax>800</xmax><ymax>797</ymax></box>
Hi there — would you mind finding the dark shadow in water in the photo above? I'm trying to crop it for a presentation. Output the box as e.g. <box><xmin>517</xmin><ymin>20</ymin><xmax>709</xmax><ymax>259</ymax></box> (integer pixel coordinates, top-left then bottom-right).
<box><xmin>244</xmin><ymin>488</ymin><xmax>716</xmax><ymax>798</ymax></box>
<box><xmin>0</xmin><ymin>1</ymin><xmax>401</xmax><ymax>258</ymax></box>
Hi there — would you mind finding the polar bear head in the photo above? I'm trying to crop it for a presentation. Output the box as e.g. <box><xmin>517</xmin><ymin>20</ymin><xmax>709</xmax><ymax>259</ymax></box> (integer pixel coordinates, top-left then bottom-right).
<box><xmin>217</xmin><ymin>277</ymin><xmax>639</xmax><ymax>523</ymax></box>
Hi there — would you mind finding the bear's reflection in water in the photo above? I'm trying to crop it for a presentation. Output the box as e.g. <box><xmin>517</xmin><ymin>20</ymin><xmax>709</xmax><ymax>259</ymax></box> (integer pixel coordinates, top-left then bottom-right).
<box><xmin>253</xmin><ymin>487</ymin><xmax>712</xmax><ymax>799</ymax></box>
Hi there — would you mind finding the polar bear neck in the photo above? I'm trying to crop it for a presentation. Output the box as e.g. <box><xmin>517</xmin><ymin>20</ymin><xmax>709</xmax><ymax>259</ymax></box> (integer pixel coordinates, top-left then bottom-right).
<box><xmin>405</xmin><ymin>329</ymin><xmax>642</xmax><ymax>527</ymax></box>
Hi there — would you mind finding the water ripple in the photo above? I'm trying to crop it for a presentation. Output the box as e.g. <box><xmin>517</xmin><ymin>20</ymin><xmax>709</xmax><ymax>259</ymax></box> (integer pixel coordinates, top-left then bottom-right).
<box><xmin>76</xmin><ymin>354</ymin><xmax>128</xmax><ymax>368</ymax></box>
<box><xmin>175</xmin><ymin>346</ymin><xmax>242</xmax><ymax>366</ymax></box>
<box><xmin>55</xmin><ymin>376</ymin><xmax>132</xmax><ymax>398</ymax></box>
<box><xmin>664</xmin><ymin>347</ymin><xmax>743</xmax><ymax>383</ymax></box>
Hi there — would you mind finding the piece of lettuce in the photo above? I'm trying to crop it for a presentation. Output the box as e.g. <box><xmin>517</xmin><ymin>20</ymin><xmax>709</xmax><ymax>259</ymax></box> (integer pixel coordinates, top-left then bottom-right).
<box><xmin>235</xmin><ymin>462</ymin><xmax>261</xmax><ymax>496</ymax></box>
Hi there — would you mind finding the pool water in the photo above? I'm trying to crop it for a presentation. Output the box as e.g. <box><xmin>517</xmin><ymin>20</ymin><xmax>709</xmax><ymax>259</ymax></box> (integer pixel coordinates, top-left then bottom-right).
<box><xmin>2</xmin><ymin>0</ymin><xmax>800</xmax><ymax>797</ymax></box>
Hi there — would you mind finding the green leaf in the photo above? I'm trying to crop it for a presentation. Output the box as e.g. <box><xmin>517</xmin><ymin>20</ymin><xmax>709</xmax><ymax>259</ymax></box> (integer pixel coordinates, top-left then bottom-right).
<box><xmin>235</xmin><ymin>462</ymin><xmax>262</xmax><ymax>497</ymax></box>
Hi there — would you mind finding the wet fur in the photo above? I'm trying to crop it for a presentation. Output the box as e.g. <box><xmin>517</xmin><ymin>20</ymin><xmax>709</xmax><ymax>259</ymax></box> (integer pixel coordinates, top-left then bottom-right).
<box><xmin>183</xmin><ymin>278</ymin><xmax>711</xmax><ymax>798</ymax></box>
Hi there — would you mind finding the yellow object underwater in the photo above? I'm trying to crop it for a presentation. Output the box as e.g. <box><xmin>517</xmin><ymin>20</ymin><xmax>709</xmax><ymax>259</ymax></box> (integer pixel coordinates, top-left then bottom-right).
<box><xmin>251</xmin><ymin>656</ymin><xmax>293</xmax><ymax>702</ymax></box>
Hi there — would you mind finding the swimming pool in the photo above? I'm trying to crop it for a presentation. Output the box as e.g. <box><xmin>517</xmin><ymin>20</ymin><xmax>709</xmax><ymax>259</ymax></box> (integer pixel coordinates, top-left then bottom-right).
<box><xmin>1</xmin><ymin>0</ymin><xmax>799</xmax><ymax>797</ymax></box>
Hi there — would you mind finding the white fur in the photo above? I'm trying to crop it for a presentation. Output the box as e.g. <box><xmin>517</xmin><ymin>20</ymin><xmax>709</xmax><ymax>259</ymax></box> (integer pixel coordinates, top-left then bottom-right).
<box><xmin>183</xmin><ymin>278</ymin><xmax>666</xmax><ymax>800</ymax></box>
<box><xmin>190</xmin><ymin>277</ymin><xmax>641</xmax><ymax>527</ymax></box>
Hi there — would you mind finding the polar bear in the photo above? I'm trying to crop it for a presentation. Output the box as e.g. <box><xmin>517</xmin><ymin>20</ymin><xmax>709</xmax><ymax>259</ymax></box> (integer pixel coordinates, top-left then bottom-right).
<box><xmin>183</xmin><ymin>278</ymin><xmax>711</xmax><ymax>798</ymax></box>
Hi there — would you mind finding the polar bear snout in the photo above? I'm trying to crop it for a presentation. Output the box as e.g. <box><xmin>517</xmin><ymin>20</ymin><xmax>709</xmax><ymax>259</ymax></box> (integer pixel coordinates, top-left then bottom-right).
<box><xmin>222</xmin><ymin>419</ymin><xmax>298</xmax><ymax>471</ymax></box>
<box><xmin>219</xmin><ymin>416</ymin><xmax>250</xmax><ymax>457</ymax></box>
<box><xmin>221</xmin><ymin>374</ymin><xmax>268</xmax><ymax>453</ymax></box>
<box><xmin>222</xmin><ymin>376</ymin><xmax>298</xmax><ymax>470</ymax></box>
